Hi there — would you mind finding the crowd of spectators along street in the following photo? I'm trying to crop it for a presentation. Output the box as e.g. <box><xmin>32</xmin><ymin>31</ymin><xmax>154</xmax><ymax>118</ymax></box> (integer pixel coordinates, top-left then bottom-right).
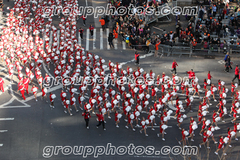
<box><xmin>105</xmin><ymin>0</ymin><xmax>169</xmax><ymax>51</ymax></box>
<box><xmin>106</xmin><ymin>0</ymin><xmax>240</xmax><ymax>53</ymax></box>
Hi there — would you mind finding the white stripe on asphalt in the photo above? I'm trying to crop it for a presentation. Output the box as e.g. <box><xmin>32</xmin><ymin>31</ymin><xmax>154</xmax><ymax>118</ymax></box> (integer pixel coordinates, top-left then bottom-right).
<box><xmin>78</xmin><ymin>31</ymin><xmax>81</xmax><ymax>46</ymax></box>
<box><xmin>122</xmin><ymin>41</ymin><xmax>126</xmax><ymax>50</ymax></box>
<box><xmin>114</xmin><ymin>38</ymin><xmax>118</xmax><ymax>50</ymax></box>
<box><xmin>0</xmin><ymin>118</ymin><xmax>14</xmax><ymax>121</ymax></box>
<box><xmin>106</xmin><ymin>28</ymin><xmax>110</xmax><ymax>50</ymax></box>
<box><xmin>0</xmin><ymin>130</ymin><xmax>7</xmax><ymax>132</ymax></box>
<box><xmin>0</xmin><ymin>144</ymin><xmax>3</xmax><ymax>147</ymax></box>
<box><xmin>93</xmin><ymin>29</ymin><xmax>96</xmax><ymax>50</ymax></box>
<box><xmin>86</xmin><ymin>29</ymin><xmax>89</xmax><ymax>51</ymax></box>
<box><xmin>100</xmin><ymin>28</ymin><xmax>103</xmax><ymax>50</ymax></box>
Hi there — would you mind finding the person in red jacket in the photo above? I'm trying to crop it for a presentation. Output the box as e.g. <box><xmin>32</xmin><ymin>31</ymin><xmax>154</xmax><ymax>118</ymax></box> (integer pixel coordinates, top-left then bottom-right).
<box><xmin>199</xmin><ymin>130</ymin><xmax>210</xmax><ymax>149</ymax></box>
<box><xmin>207</xmin><ymin>71</ymin><xmax>212</xmax><ymax>85</ymax></box>
<box><xmin>187</xmin><ymin>69</ymin><xmax>195</xmax><ymax>82</ymax></box>
<box><xmin>96</xmin><ymin>112</ymin><xmax>106</xmax><ymax>130</ymax></box>
<box><xmin>80</xmin><ymin>15</ymin><xmax>86</xmax><ymax>26</ymax></box>
<box><xmin>99</xmin><ymin>17</ymin><xmax>105</xmax><ymax>31</ymax></box>
<box><xmin>155</xmin><ymin>40</ymin><xmax>161</xmax><ymax>57</ymax></box>
<box><xmin>171</xmin><ymin>59</ymin><xmax>178</xmax><ymax>74</ymax></box>
<box><xmin>232</xmin><ymin>65</ymin><xmax>239</xmax><ymax>84</ymax></box>
<box><xmin>135</xmin><ymin>52</ymin><xmax>140</xmax><ymax>65</ymax></box>
<box><xmin>23</xmin><ymin>76</ymin><xmax>29</xmax><ymax>94</ymax></box>
<box><xmin>82</xmin><ymin>110</ymin><xmax>91</xmax><ymax>129</ymax></box>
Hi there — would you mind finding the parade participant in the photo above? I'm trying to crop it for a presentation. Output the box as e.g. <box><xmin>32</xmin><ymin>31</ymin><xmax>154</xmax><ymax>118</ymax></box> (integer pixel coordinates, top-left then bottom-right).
<box><xmin>31</xmin><ymin>85</ymin><xmax>38</xmax><ymax>101</ymax></box>
<box><xmin>199</xmin><ymin>130</ymin><xmax>210</xmax><ymax>149</ymax></box>
<box><xmin>42</xmin><ymin>87</ymin><xmax>48</xmax><ymax>102</ymax></box>
<box><xmin>96</xmin><ymin>112</ymin><xmax>106</xmax><ymax>130</ymax></box>
<box><xmin>171</xmin><ymin>59</ymin><xmax>178</xmax><ymax>74</ymax></box>
<box><xmin>0</xmin><ymin>77</ymin><xmax>4</xmax><ymax>92</ymax></box>
<box><xmin>82</xmin><ymin>110</ymin><xmax>91</xmax><ymax>129</ymax></box>
<box><xmin>140</xmin><ymin>117</ymin><xmax>148</xmax><ymax>136</ymax></box>
<box><xmin>214</xmin><ymin>136</ymin><xmax>226</xmax><ymax>156</ymax></box>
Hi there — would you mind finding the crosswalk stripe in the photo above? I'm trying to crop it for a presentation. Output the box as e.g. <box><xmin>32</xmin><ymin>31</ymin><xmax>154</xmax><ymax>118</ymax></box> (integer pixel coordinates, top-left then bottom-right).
<box><xmin>86</xmin><ymin>29</ymin><xmax>89</xmax><ymax>51</ymax></box>
<box><xmin>78</xmin><ymin>31</ymin><xmax>81</xmax><ymax>46</ymax></box>
<box><xmin>122</xmin><ymin>41</ymin><xmax>126</xmax><ymax>50</ymax></box>
<box><xmin>93</xmin><ymin>29</ymin><xmax>96</xmax><ymax>50</ymax></box>
<box><xmin>100</xmin><ymin>28</ymin><xmax>103</xmax><ymax>50</ymax></box>
<box><xmin>106</xmin><ymin>28</ymin><xmax>110</xmax><ymax>50</ymax></box>
<box><xmin>114</xmin><ymin>38</ymin><xmax>118</xmax><ymax>50</ymax></box>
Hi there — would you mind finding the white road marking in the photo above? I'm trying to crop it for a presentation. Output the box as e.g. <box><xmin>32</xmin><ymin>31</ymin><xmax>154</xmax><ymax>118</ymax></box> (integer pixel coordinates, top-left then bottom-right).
<box><xmin>114</xmin><ymin>38</ymin><xmax>118</xmax><ymax>50</ymax></box>
<box><xmin>122</xmin><ymin>41</ymin><xmax>126</xmax><ymax>50</ymax></box>
<box><xmin>86</xmin><ymin>29</ymin><xmax>89</xmax><ymax>51</ymax></box>
<box><xmin>0</xmin><ymin>130</ymin><xmax>8</xmax><ymax>133</ymax></box>
<box><xmin>100</xmin><ymin>28</ymin><xmax>103</xmax><ymax>50</ymax></box>
<box><xmin>0</xmin><ymin>144</ymin><xmax>3</xmax><ymax>147</ymax></box>
<box><xmin>93</xmin><ymin>29</ymin><xmax>96</xmax><ymax>50</ymax></box>
<box><xmin>78</xmin><ymin>31</ymin><xmax>81</xmax><ymax>46</ymax></box>
<box><xmin>106</xmin><ymin>28</ymin><xmax>110</xmax><ymax>50</ymax></box>
<box><xmin>0</xmin><ymin>118</ymin><xmax>14</xmax><ymax>121</ymax></box>
<box><xmin>218</xmin><ymin>60</ymin><xmax>225</xmax><ymax>64</ymax></box>
<box><xmin>85</xmin><ymin>0</ymin><xmax>88</xmax><ymax>6</ymax></box>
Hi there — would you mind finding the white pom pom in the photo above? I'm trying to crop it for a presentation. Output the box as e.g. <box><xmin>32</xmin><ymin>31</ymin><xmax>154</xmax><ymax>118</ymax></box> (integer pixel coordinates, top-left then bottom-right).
<box><xmin>235</xmin><ymin>83</ymin><xmax>238</xmax><ymax>88</ymax></box>
<box><xmin>183</xmin><ymin>114</ymin><xmax>187</xmax><ymax>119</ymax></box>
<box><xmin>184</xmin><ymin>131</ymin><xmax>189</xmax><ymax>136</ymax></box>
<box><xmin>111</xmin><ymin>90</ymin><xmax>116</xmax><ymax>95</ymax></box>
<box><xmin>192</xmin><ymin>124</ymin><xmax>198</xmax><ymax>130</ymax></box>
<box><xmin>125</xmin><ymin>106</ymin><xmax>131</xmax><ymax>112</ymax></box>
<box><xmin>130</xmin><ymin>114</ymin><xmax>135</xmax><ymax>119</ymax></box>
<box><xmin>223</xmin><ymin>137</ymin><xmax>229</xmax><ymax>144</ymax></box>
<box><xmin>137</xmin><ymin>105</ymin><xmax>142</xmax><ymax>111</ymax></box>
<box><xmin>141</xmin><ymin>121</ymin><xmax>145</xmax><ymax>126</ymax></box>
<box><xmin>207</xmin><ymin>79</ymin><xmax>211</xmax><ymax>84</ymax></box>
<box><xmin>179</xmin><ymin>118</ymin><xmax>183</xmax><ymax>123</ymax></box>
<box><xmin>151</xmin><ymin>110</ymin><xmax>156</xmax><ymax>115</ymax></box>
<box><xmin>117</xmin><ymin>114</ymin><xmax>122</xmax><ymax>119</ymax></box>
<box><xmin>221</xmin><ymin>81</ymin><xmax>225</xmax><ymax>86</ymax></box>
<box><xmin>150</xmin><ymin>115</ymin><xmax>155</xmax><ymax>120</ymax></box>
<box><xmin>91</xmin><ymin>99</ymin><xmax>96</xmax><ymax>104</ymax></box>
<box><xmin>215</xmin><ymin>117</ymin><xmax>221</xmax><ymax>122</ymax></box>
<box><xmin>207</xmin><ymin>130</ymin><xmax>212</xmax><ymax>136</ymax></box>
<box><xmin>101</xmin><ymin>108</ymin><xmax>106</xmax><ymax>114</ymax></box>
<box><xmin>145</xmin><ymin>120</ymin><xmax>149</xmax><ymax>125</ymax></box>
<box><xmin>231</xmin><ymin>131</ymin><xmax>236</xmax><ymax>137</ymax></box>
<box><xmin>135</xmin><ymin>111</ymin><xmax>140</xmax><ymax>117</ymax></box>
<box><xmin>162</xmin><ymin>124</ymin><xmax>168</xmax><ymax>130</ymax></box>
<box><xmin>144</xmin><ymin>101</ymin><xmax>149</xmax><ymax>105</ymax></box>
<box><xmin>211</xmin><ymin>127</ymin><xmax>215</xmax><ymax>132</ymax></box>
<box><xmin>51</xmin><ymin>94</ymin><xmax>56</xmax><ymax>99</ymax></box>
<box><xmin>146</xmin><ymin>94</ymin><xmax>150</xmax><ymax>99</ymax></box>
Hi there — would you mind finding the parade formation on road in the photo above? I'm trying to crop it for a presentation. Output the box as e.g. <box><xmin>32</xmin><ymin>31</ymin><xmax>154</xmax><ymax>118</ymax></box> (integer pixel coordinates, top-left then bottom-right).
<box><xmin>1</xmin><ymin>0</ymin><xmax>240</xmax><ymax>160</ymax></box>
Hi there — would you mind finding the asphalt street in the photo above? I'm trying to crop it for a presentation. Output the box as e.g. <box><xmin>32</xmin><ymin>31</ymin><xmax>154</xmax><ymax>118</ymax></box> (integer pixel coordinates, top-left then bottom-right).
<box><xmin>1</xmin><ymin>1</ymin><xmax>240</xmax><ymax>160</ymax></box>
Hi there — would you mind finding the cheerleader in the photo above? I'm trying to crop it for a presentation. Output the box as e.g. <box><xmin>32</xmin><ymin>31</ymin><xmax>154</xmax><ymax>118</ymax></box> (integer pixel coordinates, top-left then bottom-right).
<box><xmin>140</xmin><ymin>117</ymin><xmax>148</xmax><ymax>136</ymax></box>
<box><xmin>199</xmin><ymin>130</ymin><xmax>210</xmax><ymax>149</ymax></box>
<box><xmin>178</xmin><ymin>128</ymin><xmax>187</xmax><ymax>146</ymax></box>
<box><xmin>125</xmin><ymin>112</ymin><xmax>136</xmax><ymax>131</ymax></box>
<box><xmin>188</xmin><ymin>122</ymin><xmax>194</xmax><ymax>142</ymax></box>
<box><xmin>151</xmin><ymin>86</ymin><xmax>157</xmax><ymax>102</ymax></box>
<box><xmin>177</xmin><ymin>112</ymin><xmax>183</xmax><ymax>129</ymax></box>
<box><xmin>212</xmin><ymin>110</ymin><xmax>218</xmax><ymax>127</ymax></box>
<box><xmin>157</xmin><ymin>121</ymin><xmax>165</xmax><ymax>141</ymax></box>
<box><xmin>70</xmin><ymin>94</ymin><xmax>79</xmax><ymax>112</ymax></box>
<box><xmin>214</xmin><ymin>136</ymin><xmax>226</xmax><ymax>155</ymax></box>
<box><xmin>193</xmin><ymin>82</ymin><xmax>200</xmax><ymax>97</ymax></box>
<box><xmin>115</xmin><ymin>111</ymin><xmax>122</xmax><ymax>128</ymax></box>
<box><xmin>199</xmin><ymin>117</ymin><xmax>206</xmax><ymax>136</ymax></box>
<box><xmin>203</xmin><ymin>79</ymin><xmax>207</xmax><ymax>91</ymax></box>
<box><xmin>208</xmin><ymin>124</ymin><xmax>217</xmax><ymax>144</ymax></box>
<box><xmin>31</xmin><ymin>85</ymin><xmax>38</xmax><ymax>101</ymax></box>
<box><xmin>64</xmin><ymin>99</ymin><xmax>73</xmax><ymax>116</ymax></box>
<box><xmin>231</xmin><ymin>82</ymin><xmax>235</xmax><ymax>97</ymax></box>
<box><xmin>78</xmin><ymin>93</ymin><xmax>84</xmax><ymax>110</ymax></box>
<box><xmin>233</xmin><ymin>122</ymin><xmax>238</xmax><ymax>141</ymax></box>
<box><xmin>41</xmin><ymin>87</ymin><xmax>48</xmax><ymax>102</ymax></box>
<box><xmin>207</xmin><ymin>71</ymin><xmax>212</xmax><ymax>85</ymax></box>
<box><xmin>49</xmin><ymin>92</ymin><xmax>55</xmax><ymax>109</ymax></box>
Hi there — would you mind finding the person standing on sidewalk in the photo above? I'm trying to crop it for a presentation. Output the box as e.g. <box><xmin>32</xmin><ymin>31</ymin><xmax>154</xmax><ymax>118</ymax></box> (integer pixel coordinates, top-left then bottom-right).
<box><xmin>155</xmin><ymin>40</ymin><xmax>161</xmax><ymax>57</ymax></box>
<box><xmin>108</xmin><ymin>32</ymin><xmax>114</xmax><ymax>48</ymax></box>
<box><xmin>82</xmin><ymin>110</ymin><xmax>91</xmax><ymax>129</ymax></box>
<box><xmin>79</xmin><ymin>27</ymin><xmax>84</xmax><ymax>40</ymax></box>
<box><xmin>99</xmin><ymin>17</ymin><xmax>105</xmax><ymax>31</ymax></box>
<box><xmin>96</xmin><ymin>112</ymin><xmax>106</xmax><ymax>130</ymax></box>
<box><xmin>171</xmin><ymin>59</ymin><xmax>178</xmax><ymax>74</ymax></box>
<box><xmin>135</xmin><ymin>51</ymin><xmax>140</xmax><ymax>65</ymax></box>
<box><xmin>89</xmin><ymin>24</ymin><xmax>94</xmax><ymax>37</ymax></box>
<box><xmin>232</xmin><ymin>65</ymin><xmax>240</xmax><ymax>84</ymax></box>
